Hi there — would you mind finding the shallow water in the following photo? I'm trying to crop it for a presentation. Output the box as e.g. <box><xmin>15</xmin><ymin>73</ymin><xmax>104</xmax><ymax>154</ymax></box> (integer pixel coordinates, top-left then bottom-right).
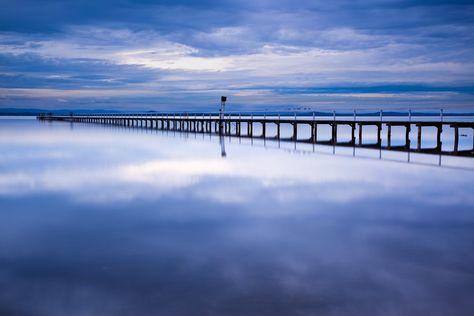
<box><xmin>1</xmin><ymin>117</ymin><xmax>474</xmax><ymax>316</ymax></box>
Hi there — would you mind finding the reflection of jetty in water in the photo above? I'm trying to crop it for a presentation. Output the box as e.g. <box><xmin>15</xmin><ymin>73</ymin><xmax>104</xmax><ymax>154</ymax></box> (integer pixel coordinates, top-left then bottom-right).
<box><xmin>39</xmin><ymin>113</ymin><xmax>474</xmax><ymax>158</ymax></box>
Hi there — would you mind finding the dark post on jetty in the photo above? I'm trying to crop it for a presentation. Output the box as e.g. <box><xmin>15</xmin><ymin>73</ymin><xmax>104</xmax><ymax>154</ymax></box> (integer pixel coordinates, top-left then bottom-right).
<box><xmin>37</xmin><ymin>99</ymin><xmax>474</xmax><ymax>157</ymax></box>
<box><xmin>219</xmin><ymin>96</ymin><xmax>227</xmax><ymax>134</ymax></box>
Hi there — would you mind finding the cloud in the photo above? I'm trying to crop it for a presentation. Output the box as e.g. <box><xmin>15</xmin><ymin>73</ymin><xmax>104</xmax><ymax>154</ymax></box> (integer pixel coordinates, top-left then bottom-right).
<box><xmin>0</xmin><ymin>0</ymin><xmax>473</xmax><ymax>109</ymax></box>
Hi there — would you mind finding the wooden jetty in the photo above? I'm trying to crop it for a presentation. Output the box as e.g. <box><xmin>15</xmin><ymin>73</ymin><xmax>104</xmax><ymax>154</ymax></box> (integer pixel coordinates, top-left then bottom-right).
<box><xmin>37</xmin><ymin>113</ymin><xmax>474</xmax><ymax>157</ymax></box>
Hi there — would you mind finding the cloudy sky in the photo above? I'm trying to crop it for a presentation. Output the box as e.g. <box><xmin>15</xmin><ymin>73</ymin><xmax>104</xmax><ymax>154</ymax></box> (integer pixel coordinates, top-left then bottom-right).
<box><xmin>0</xmin><ymin>0</ymin><xmax>473</xmax><ymax>111</ymax></box>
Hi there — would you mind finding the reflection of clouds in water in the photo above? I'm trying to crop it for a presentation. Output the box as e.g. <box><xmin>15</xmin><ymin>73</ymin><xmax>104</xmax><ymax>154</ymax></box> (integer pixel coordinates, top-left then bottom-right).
<box><xmin>0</xmin><ymin>159</ymin><xmax>230</xmax><ymax>202</ymax></box>
<box><xmin>0</xmin><ymin>148</ymin><xmax>473</xmax><ymax>209</ymax></box>
<box><xmin>0</xmin><ymin>193</ymin><xmax>473</xmax><ymax>316</ymax></box>
<box><xmin>1</xmin><ymin>151</ymin><xmax>473</xmax><ymax>207</ymax></box>
<box><xmin>119</xmin><ymin>158</ymin><xmax>230</xmax><ymax>183</ymax></box>
<box><xmin>1</xmin><ymin>120</ymin><xmax>474</xmax><ymax>315</ymax></box>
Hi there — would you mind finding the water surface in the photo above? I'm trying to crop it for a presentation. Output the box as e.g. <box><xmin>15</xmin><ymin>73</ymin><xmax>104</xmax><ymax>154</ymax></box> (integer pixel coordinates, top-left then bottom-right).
<box><xmin>1</xmin><ymin>117</ymin><xmax>474</xmax><ymax>315</ymax></box>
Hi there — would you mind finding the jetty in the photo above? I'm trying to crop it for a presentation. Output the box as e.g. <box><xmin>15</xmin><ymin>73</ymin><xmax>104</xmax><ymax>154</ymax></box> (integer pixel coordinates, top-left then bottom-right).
<box><xmin>37</xmin><ymin>111</ymin><xmax>474</xmax><ymax>157</ymax></box>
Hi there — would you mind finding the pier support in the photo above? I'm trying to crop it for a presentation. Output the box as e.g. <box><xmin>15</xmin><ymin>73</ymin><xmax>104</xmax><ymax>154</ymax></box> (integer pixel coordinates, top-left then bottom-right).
<box><xmin>351</xmin><ymin>124</ymin><xmax>355</xmax><ymax>145</ymax></box>
<box><xmin>405</xmin><ymin>125</ymin><xmax>411</xmax><ymax>149</ymax></box>
<box><xmin>454</xmin><ymin>126</ymin><xmax>459</xmax><ymax>154</ymax></box>
<box><xmin>387</xmin><ymin>124</ymin><xmax>392</xmax><ymax>149</ymax></box>
<box><xmin>311</xmin><ymin>123</ymin><xmax>317</xmax><ymax>143</ymax></box>
<box><xmin>331</xmin><ymin>124</ymin><xmax>337</xmax><ymax>145</ymax></box>
<box><xmin>436</xmin><ymin>126</ymin><xmax>442</xmax><ymax>151</ymax></box>
<box><xmin>417</xmin><ymin>125</ymin><xmax>422</xmax><ymax>151</ymax></box>
<box><xmin>377</xmin><ymin>124</ymin><xmax>382</xmax><ymax>147</ymax></box>
<box><xmin>292</xmin><ymin>123</ymin><xmax>298</xmax><ymax>141</ymax></box>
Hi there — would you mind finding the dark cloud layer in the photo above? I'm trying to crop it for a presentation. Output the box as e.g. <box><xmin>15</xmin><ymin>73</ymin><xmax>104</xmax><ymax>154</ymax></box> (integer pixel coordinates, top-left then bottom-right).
<box><xmin>0</xmin><ymin>0</ymin><xmax>473</xmax><ymax>110</ymax></box>
<box><xmin>0</xmin><ymin>53</ymin><xmax>161</xmax><ymax>88</ymax></box>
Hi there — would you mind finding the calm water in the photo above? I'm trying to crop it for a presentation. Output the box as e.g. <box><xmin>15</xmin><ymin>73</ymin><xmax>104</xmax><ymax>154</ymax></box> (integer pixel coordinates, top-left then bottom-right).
<box><xmin>1</xmin><ymin>117</ymin><xmax>474</xmax><ymax>316</ymax></box>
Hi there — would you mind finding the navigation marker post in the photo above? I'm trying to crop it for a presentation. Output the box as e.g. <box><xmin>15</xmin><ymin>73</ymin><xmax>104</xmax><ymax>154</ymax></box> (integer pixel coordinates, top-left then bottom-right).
<box><xmin>219</xmin><ymin>96</ymin><xmax>227</xmax><ymax>135</ymax></box>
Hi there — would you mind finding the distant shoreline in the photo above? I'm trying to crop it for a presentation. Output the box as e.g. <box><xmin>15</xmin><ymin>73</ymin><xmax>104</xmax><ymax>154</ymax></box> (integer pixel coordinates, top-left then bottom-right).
<box><xmin>2</xmin><ymin>109</ymin><xmax>474</xmax><ymax>117</ymax></box>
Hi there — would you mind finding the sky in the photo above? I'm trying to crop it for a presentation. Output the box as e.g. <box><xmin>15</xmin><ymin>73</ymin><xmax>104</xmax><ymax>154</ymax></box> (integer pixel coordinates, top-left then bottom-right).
<box><xmin>0</xmin><ymin>0</ymin><xmax>473</xmax><ymax>111</ymax></box>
